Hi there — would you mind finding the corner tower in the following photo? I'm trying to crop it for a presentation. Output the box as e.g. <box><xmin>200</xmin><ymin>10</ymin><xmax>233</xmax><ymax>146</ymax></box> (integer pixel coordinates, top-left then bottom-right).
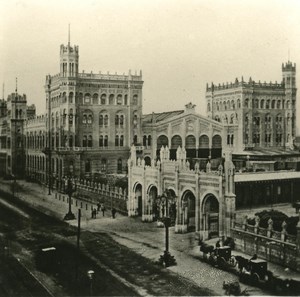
<box><xmin>282</xmin><ymin>61</ymin><xmax>297</xmax><ymax>147</ymax></box>
<box><xmin>282</xmin><ymin>61</ymin><xmax>296</xmax><ymax>88</ymax></box>
<box><xmin>60</xmin><ymin>27</ymin><xmax>79</xmax><ymax>77</ymax></box>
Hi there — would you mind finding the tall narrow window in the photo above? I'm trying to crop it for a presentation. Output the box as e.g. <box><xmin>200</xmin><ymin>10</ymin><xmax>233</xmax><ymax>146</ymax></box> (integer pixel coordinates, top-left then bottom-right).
<box><xmin>83</xmin><ymin>136</ymin><xmax>87</xmax><ymax>147</ymax></box>
<box><xmin>99</xmin><ymin>115</ymin><xmax>103</xmax><ymax>126</ymax></box>
<box><xmin>99</xmin><ymin>135</ymin><xmax>103</xmax><ymax>147</ymax></box>
<box><xmin>88</xmin><ymin>135</ymin><xmax>92</xmax><ymax>147</ymax></box>
<box><xmin>104</xmin><ymin>135</ymin><xmax>108</xmax><ymax>147</ymax></box>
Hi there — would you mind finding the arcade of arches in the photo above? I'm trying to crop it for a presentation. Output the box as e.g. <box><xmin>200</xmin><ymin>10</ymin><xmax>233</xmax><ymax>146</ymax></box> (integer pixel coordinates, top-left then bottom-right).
<box><xmin>156</xmin><ymin>134</ymin><xmax>222</xmax><ymax>160</ymax></box>
<box><xmin>131</xmin><ymin>184</ymin><xmax>225</xmax><ymax>240</ymax></box>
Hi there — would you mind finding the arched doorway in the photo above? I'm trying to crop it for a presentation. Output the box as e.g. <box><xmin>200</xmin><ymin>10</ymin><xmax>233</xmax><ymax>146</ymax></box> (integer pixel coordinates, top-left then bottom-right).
<box><xmin>181</xmin><ymin>191</ymin><xmax>196</xmax><ymax>232</ymax></box>
<box><xmin>202</xmin><ymin>194</ymin><xmax>219</xmax><ymax>238</ymax></box>
<box><xmin>170</xmin><ymin>135</ymin><xmax>182</xmax><ymax>160</ymax></box>
<box><xmin>134</xmin><ymin>183</ymin><xmax>143</xmax><ymax>216</ymax></box>
<box><xmin>156</xmin><ymin>135</ymin><xmax>169</xmax><ymax>159</ymax></box>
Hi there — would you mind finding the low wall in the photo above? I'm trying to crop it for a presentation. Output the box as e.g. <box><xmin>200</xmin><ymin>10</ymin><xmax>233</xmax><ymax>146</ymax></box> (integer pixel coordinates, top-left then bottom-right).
<box><xmin>231</xmin><ymin>221</ymin><xmax>300</xmax><ymax>272</ymax></box>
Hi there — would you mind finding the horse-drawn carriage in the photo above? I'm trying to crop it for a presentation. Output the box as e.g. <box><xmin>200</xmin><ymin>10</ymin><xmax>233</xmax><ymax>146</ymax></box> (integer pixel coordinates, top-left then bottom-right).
<box><xmin>200</xmin><ymin>243</ymin><xmax>237</xmax><ymax>270</ymax></box>
<box><xmin>239</xmin><ymin>258</ymin><xmax>270</xmax><ymax>284</ymax></box>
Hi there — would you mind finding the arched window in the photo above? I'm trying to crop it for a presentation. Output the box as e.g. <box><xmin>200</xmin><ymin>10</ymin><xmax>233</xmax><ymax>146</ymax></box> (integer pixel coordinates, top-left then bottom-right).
<box><xmin>143</xmin><ymin>135</ymin><xmax>147</xmax><ymax>146</ymax></box>
<box><xmin>237</xmin><ymin>99</ymin><xmax>241</xmax><ymax>108</ymax></box>
<box><xmin>99</xmin><ymin>135</ymin><xmax>103</xmax><ymax>147</ymax></box>
<box><xmin>104</xmin><ymin>135</ymin><xmax>108</xmax><ymax>147</ymax></box>
<box><xmin>99</xmin><ymin>114</ymin><xmax>103</xmax><ymax>126</ymax></box>
<box><xmin>271</xmin><ymin>100</ymin><xmax>275</xmax><ymax>109</ymax></box>
<box><xmin>117</xmin><ymin>94</ymin><xmax>122</xmax><ymax>105</ymax></box>
<box><xmin>104</xmin><ymin>115</ymin><xmax>108</xmax><ymax>127</ymax></box>
<box><xmin>101</xmin><ymin>94</ymin><xmax>106</xmax><ymax>105</ymax></box>
<box><xmin>245</xmin><ymin>99</ymin><xmax>249</xmax><ymax>108</ymax></box>
<box><xmin>120</xmin><ymin>135</ymin><xmax>124</xmax><ymax>146</ymax></box>
<box><xmin>88</xmin><ymin>135</ymin><xmax>92</xmax><ymax>147</ymax></box>
<box><xmin>109</xmin><ymin>94</ymin><xmax>114</xmax><ymax>105</ymax></box>
<box><xmin>277</xmin><ymin>100</ymin><xmax>281</xmax><ymax>109</ymax></box>
<box><xmin>115</xmin><ymin>115</ymin><xmax>119</xmax><ymax>126</ymax></box>
<box><xmin>82</xmin><ymin>115</ymin><xmax>87</xmax><ymax>124</ymax></box>
<box><xmin>133</xmin><ymin>114</ymin><xmax>138</xmax><ymax>128</ymax></box>
<box><xmin>84</xmin><ymin>93</ymin><xmax>91</xmax><ymax>104</ymax></box>
<box><xmin>87</xmin><ymin>115</ymin><xmax>92</xmax><ymax>124</ymax></box>
<box><xmin>124</xmin><ymin>94</ymin><xmax>128</xmax><ymax>105</ymax></box>
<box><xmin>92</xmin><ymin>93</ymin><xmax>98</xmax><ymax>104</ymax></box>
<box><xmin>82</xmin><ymin>135</ymin><xmax>87</xmax><ymax>147</ymax></box>
<box><xmin>266</xmin><ymin>100</ymin><xmax>270</xmax><ymax>109</ymax></box>
<box><xmin>148</xmin><ymin>135</ymin><xmax>151</xmax><ymax>146</ymax></box>
<box><xmin>133</xmin><ymin>135</ymin><xmax>137</xmax><ymax>145</ymax></box>
<box><xmin>69</xmin><ymin>92</ymin><xmax>74</xmax><ymax>103</ymax></box>
<box><xmin>231</xmin><ymin>100</ymin><xmax>235</xmax><ymax>109</ymax></box>
<box><xmin>115</xmin><ymin>135</ymin><xmax>119</xmax><ymax>146</ymax></box>
<box><xmin>260</xmin><ymin>99</ymin><xmax>264</xmax><ymax>109</ymax></box>
<box><xmin>120</xmin><ymin>115</ymin><xmax>124</xmax><ymax>127</ymax></box>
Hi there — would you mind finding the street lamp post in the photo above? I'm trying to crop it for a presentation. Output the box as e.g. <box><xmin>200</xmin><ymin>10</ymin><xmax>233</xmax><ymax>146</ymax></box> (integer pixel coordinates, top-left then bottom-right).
<box><xmin>87</xmin><ymin>270</ymin><xmax>94</xmax><ymax>296</ymax></box>
<box><xmin>64</xmin><ymin>176</ymin><xmax>76</xmax><ymax>220</ymax></box>
<box><xmin>156</xmin><ymin>189</ymin><xmax>177</xmax><ymax>267</ymax></box>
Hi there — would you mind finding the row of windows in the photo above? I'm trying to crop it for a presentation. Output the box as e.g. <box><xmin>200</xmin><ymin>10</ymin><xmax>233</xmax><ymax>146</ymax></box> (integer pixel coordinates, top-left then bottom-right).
<box><xmin>26</xmin><ymin>155</ymin><xmax>124</xmax><ymax>174</ymax></box>
<box><xmin>208</xmin><ymin>98</ymin><xmax>295</xmax><ymax>112</ymax></box>
<box><xmin>246</xmin><ymin>133</ymin><xmax>285</xmax><ymax>145</ymax></box>
<box><xmin>51</xmin><ymin>92</ymin><xmax>139</xmax><ymax>106</ymax></box>
<box><xmin>49</xmin><ymin>111</ymin><xmax>138</xmax><ymax>129</ymax></box>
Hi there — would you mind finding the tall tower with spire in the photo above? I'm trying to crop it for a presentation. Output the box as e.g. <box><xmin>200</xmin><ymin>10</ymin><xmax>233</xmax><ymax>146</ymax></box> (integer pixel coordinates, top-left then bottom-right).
<box><xmin>60</xmin><ymin>25</ymin><xmax>79</xmax><ymax>77</ymax></box>
<box><xmin>8</xmin><ymin>78</ymin><xmax>27</xmax><ymax>177</ymax></box>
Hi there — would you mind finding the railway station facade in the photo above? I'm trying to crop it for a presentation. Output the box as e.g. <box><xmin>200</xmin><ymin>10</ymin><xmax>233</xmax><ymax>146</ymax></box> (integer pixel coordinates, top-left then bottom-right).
<box><xmin>0</xmin><ymin>36</ymin><xmax>300</xmax><ymax>239</ymax></box>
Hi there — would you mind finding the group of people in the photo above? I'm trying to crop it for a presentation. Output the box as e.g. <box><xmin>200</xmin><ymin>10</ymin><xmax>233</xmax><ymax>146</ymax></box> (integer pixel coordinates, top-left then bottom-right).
<box><xmin>91</xmin><ymin>202</ymin><xmax>116</xmax><ymax>219</ymax></box>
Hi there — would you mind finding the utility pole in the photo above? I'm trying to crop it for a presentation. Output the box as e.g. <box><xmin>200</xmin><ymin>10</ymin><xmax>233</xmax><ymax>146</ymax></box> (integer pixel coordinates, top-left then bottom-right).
<box><xmin>76</xmin><ymin>208</ymin><xmax>81</xmax><ymax>282</ymax></box>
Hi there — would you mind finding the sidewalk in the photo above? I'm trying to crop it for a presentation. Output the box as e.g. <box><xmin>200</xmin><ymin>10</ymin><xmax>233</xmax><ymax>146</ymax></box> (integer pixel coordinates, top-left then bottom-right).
<box><xmin>1</xmin><ymin>179</ymin><xmax>300</xmax><ymax>295</ymax></box>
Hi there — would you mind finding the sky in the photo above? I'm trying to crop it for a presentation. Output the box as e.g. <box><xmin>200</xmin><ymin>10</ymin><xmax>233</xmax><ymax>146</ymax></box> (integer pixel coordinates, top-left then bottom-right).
<box><xmin>1</xmin><ymin>0</ymin><xmax>300</xmax><ymax>130</ymax></box>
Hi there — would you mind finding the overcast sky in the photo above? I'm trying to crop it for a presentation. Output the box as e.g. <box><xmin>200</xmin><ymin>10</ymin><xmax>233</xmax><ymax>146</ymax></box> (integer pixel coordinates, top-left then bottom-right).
<box><xmin>1</xmin><ymin>0</ymin><xmax>300</xmax><ymax>129</ymax></box>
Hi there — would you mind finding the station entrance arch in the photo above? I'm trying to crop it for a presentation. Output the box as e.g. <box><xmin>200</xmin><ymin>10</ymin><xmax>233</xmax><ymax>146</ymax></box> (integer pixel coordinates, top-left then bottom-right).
<box><xmin>202</xmin><ymin>194</ymin><xmax>219</xmax><ymax>238</ymax></box>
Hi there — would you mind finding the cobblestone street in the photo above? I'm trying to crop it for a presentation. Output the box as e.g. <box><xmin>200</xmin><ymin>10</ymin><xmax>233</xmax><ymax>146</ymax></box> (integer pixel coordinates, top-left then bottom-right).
<box><xmin>1</xmin><ymin>179</ymin><xmax>283</xmax><ymax>295</ymax></box>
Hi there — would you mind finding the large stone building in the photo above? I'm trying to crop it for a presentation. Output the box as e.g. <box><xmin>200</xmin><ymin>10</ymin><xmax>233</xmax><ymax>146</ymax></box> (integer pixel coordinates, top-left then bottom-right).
<box><xmin>205</xmin><ymin>62</ymin><xmax>298</xmax><ymax>170</ymax></box>
<box><xmin>2</xmin><ymin>38</ymin><xmax>143</xmax><ymax>185</ymax></box>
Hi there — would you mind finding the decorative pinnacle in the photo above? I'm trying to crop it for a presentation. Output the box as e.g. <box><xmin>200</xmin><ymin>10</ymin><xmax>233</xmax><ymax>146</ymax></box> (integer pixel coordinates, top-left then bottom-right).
<box><xmin>15</xmin><ymin>77</ymin><xmax>18</xmax><ymax>94</ymax></box>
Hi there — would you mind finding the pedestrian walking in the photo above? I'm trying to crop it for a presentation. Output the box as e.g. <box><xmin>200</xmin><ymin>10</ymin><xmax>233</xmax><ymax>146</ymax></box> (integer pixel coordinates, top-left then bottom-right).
<box><xmin>101</xmin><ymin>204</ymin><xmax>106</xmax><ymax>217</ymax></box>
<box><xmin>112</xmin><ymin>207</ymin><xmax>116</xmax><ymax>219</ymax></box>
<box><xmin>97</xmin><ymin>202</ymin><xmax>101</xmax><ymax>213</ymax></box>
